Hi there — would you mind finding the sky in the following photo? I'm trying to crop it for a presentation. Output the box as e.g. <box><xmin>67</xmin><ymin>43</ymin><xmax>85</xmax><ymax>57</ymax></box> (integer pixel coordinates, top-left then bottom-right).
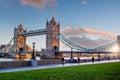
<box><xmin>0</xmin><ymin>0</ymin><xmax>120</xmax><ymax>50</ymax></box>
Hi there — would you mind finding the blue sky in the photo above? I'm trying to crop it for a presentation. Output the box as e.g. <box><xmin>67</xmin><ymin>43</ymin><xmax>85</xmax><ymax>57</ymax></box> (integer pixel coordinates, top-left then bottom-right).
<box><xmin>0</xmin><ymin>0</ymin><xmax>120</xmax><ymax>50</ymax></box>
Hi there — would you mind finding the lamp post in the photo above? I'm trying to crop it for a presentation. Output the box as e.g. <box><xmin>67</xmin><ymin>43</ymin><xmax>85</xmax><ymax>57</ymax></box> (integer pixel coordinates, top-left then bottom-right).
<box><xmin>31</xmin><ymin>42</ymin><xmax>36</xmax><ymax>60</ymax></box>
<box><xmin>70</xmin><ymin>48</ymin><xmax>73</xmax><ymax>63</ymax></box>
<box><xmin>71</xmin><ymin>48</ymin><xmax>73</xmax><ymax>59</ymax></box>
<box><xmin>98</xmin><ymin>53</ymin><xmax>101</xmax><ymax>61</ymax></box>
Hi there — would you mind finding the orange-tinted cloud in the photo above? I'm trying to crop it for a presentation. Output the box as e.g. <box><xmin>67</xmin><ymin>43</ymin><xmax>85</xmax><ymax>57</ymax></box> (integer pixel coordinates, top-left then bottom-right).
<box><xmin>20</xmin><ymin>0</ymin><xmax>57</xmax><ymax>9</ymax></box>
<box><xmin>81</xmin><ymin>0</ymin><xmax>87</xmax><ymax>5</ymax></box>
<box><xmin>62</xmin><ymin>26</ymin><xmax>117</xmax><ymax>39</ymax></box>
<box><xmin>68</xmin><ymin>36</ymin><xmax>112</xmax><ymax>48</ymax></box>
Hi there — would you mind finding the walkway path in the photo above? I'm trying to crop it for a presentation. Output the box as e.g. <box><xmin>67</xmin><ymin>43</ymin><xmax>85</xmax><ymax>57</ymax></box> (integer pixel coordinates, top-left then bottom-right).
<box><xmin>0</xmin><ymin>59</ymin><xmax>120</xmax><ymax>73</ymax></box>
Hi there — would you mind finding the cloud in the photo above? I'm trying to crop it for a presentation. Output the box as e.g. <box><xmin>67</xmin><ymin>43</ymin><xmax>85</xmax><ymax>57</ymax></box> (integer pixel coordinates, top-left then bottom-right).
<box><xmin>81</xmin><ymin>0</ymin><xmax>87</xmax><ymax>5</ymax></box>
<box><xmin>62</xmin><ymin>26</ymin><xmax>117</xmax><ymax>39</ymax></box>
<box><xmin>61</xmin><ymin>26</ymin><xmax>117</xmax><ymax>48</ymax></box>
<box><xmin>69</xmin><ymin>36</ymin><xmax>112</xmax><ymax>48</ymax></box>
<box><xmin>20</xmin><ymin>0</ymin><xmax>57</xmax><ymax>9</ymax></box>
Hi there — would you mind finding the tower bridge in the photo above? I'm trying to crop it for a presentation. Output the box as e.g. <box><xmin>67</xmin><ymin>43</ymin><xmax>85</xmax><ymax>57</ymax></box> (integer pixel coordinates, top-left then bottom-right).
<box><xmin>13</xmin><ymin>17</ymin><xmax>62</xmax><ymax>58</ymax></box>
<box><xmin>2</xmin><ymin>17</ymin><xmax>120</xmax><ymax>58</ymax></box>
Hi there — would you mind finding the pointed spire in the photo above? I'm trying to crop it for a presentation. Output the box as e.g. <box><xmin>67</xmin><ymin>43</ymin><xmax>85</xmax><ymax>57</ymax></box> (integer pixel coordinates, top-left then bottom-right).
<box><xmin>14</xmin><ymin>26</ymin><xmax>17</xmax><ymax>30</ymax></box>
<box><xmin>19</xmin><ymin>24</ymin><xmax>22</xmax><ymax>27</ymax></box>
<box><xmin>24</xmin><ymin>27</ymin><xmax>27</xmax><ymax>32</ymax></box>
<box><xmin>58</xmin><ymin>21</ymin><xmax>60</xmax><ymax>27</ymax></box>
<box><xmin>46</xmin><ymin>19</ymin><xmax>49</xmax><ymax>25</ymax></box>
<box><xmin>51</xmin><ymin>17</ymin><xmax>55</xmax><ymax>22</ymax></box>
<box><xmin>18</xmin><ymin>24</ymin><xmax>23</xmax><ymax>29</ymax></box>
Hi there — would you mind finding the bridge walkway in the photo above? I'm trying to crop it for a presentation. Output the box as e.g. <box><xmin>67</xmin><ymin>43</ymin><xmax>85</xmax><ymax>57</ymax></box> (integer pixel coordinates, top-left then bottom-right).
<box><xmin>0</xmin><ymin>59</ymin><xmax>119</xmax><ymax>73</ymax></box>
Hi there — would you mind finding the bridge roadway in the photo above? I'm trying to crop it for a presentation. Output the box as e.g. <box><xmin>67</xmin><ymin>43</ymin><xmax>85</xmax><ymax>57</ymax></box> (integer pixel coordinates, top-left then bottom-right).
<box><xmin>0</xmin><ymin>50</ymin><xmax>112</xmax><ymax>56</ymax></box>
<box><xmin>0</xmin><ymin>59</ymin><xmax>119</xmax><ymax>73</ymax></box>
<box><xmin>13</xmin><ymin>51</ymin><xmax>110</xmax><ymax>55</ymax></box>
<box><xmin>18</xmin><ymin>29</ymin><xmax>46</xmax><ymax>37</ymax></box>
<box><xmin>55</xmin><ymin>51</ymin><xmax>109</xmax><ymax>54</ymax></box>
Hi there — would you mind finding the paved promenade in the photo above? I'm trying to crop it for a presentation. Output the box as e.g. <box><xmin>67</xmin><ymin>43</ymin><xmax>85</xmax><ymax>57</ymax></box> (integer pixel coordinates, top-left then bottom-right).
<box><xmin>0</xmin><ymin>59</ymin><xmax>120</xmax><ymax>73</ymax></box>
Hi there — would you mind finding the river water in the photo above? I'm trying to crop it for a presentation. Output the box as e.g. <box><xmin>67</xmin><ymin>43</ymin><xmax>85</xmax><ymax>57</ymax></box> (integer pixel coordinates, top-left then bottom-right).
<box><xmin>0</xmin><ymin>57</ymin><xmax>98</xmax><ymax>62</ymax></box>
<box><xmin>0</xmin><ymin>57</ymin><xmax>41</xmax><ymax>62</ymax></box>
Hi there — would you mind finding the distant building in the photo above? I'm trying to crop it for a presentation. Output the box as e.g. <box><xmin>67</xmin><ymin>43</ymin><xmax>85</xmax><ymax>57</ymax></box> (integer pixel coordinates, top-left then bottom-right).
<box><xmin>0</xmin><ymin>45</ymin><xmax>6</xmax><ymax>50</ymax></box>
<box><xmin>0</xmin><ymin>44</ymin><xmax>13</xmax><ymax>52</ymax></box>
<box><xmin>0</xmin><ymin>50</ymin><xmax>8</xmax><ymax>57</ymax></box>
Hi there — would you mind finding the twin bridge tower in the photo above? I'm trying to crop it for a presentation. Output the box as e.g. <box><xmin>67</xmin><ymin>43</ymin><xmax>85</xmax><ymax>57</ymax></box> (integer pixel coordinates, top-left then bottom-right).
<box><xmin>13</xmin><ymin>17</ymin><xmax>120</xmax><ymax>58</ymax></box>
<box><xmin>14</xmin><ymin>17</ymin><xmax>62</xmax><ymax>58</ymax></box>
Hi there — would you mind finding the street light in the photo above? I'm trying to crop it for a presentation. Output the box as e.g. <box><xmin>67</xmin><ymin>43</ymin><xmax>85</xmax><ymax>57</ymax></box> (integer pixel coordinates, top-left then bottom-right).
<box><xmin>71</xmin><ymin>48</ymin><xmax>73</xmax><ymax>59</ymax></box>
<box><xmin>70</xmin><ymin>48</ymin><xmax>73</xmax><ymax>63</ymax></box>
<box><xmin>31</xmin><ymin>42</ymin><xmax>36</xmax><ymax>60</ymax></box>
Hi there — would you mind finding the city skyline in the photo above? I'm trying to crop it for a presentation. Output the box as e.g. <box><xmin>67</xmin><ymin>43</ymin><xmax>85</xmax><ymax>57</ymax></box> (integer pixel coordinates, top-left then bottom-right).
<box><xmin>0</xmin><ymin>0</ymin><xmax>120</xmax><ymax>50</ymax></box>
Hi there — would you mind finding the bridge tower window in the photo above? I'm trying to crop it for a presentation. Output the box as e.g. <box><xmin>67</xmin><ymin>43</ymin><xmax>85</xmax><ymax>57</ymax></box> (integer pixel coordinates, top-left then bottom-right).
<box><xmin>19</xmin><ymin>48</ymin><xmax>23</xmax><ymax>52</ymax></box>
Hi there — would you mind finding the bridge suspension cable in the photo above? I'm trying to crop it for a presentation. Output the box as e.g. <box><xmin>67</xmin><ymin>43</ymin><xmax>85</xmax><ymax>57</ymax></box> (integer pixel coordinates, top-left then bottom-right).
<box><xmin>54</xmin><ymin>32</ymin><xmax>89</xmax><ymax>51</ymax></box>
<box><xmin>92</xmin><ymin>41</ymin><xmax>117</xmax><ymax>51</ymax></box>
<box><xmin>3</xmin><ymin>37</ymin><xmax>14</xmax><ymax>52</ymax></box>
<box><xmin>54</xmin><ymin>31</ymin><xmax>118</xmax><ymax>53</ymax></box>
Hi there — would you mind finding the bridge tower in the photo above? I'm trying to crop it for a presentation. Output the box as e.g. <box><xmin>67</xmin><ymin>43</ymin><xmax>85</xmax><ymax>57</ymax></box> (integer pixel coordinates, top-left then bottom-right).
<box><xmin>46</xmin><ymin>17</ymin><xmax>62</xmax><ymax>58</ymax></box>
<box><xmin>117</xmin><ymin>35</ymin><xmax>120</xmax><ymax>57</ymax></box>
<box><xmin>14</xmin><ymin>24</ymin><xmax>26</xmax><ymax>54</ymax></box>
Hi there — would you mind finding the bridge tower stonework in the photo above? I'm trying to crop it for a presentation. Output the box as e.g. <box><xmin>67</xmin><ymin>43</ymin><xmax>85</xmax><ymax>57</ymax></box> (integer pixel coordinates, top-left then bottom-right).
<box><xmin>14</xmin><ymin>24</ymin><xmax>26</xmax><ymax>53</ymax></box>
<box><xmin>117</xmin><ymin>35</ymin><xmax>120</xmax><ymax>56</ymax></box>
<box><xmin>46</xmin><ymin>17</ymin><xmax>62</xmax><ymax>58</ymax></box>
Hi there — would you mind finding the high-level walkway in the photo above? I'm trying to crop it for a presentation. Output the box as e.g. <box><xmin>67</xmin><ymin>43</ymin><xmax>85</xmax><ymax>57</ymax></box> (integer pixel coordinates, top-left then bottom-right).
<box><xmin>0</xmin><ymin>59</ymin><xmax>120</xmax><ymax>73</ymax></box>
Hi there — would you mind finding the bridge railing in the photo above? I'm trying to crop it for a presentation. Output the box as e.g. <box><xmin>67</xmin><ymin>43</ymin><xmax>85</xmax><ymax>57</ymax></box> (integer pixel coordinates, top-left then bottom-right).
<box><xmin>54</xmin><ymin>31</ymin><xmax>89</xmax><ymax>51</ymax></box>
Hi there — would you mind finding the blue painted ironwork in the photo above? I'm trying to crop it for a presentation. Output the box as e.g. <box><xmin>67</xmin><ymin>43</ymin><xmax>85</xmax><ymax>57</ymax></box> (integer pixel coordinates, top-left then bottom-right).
<box><xmin>18</xmin><ymin>29</ymin><xmax>46</xmax><ymax>37</ymax></box>
<box><xmin>3</xmin><ymin>37</ymin><xmax>14</xmax><ymax>51</ymax></box>
<box><xmin>3</xmin><ymin>28</ymin><xmax>118</xmax><ymax>55</ymax></box>
<box><xmin>54</xmin><ymin>51</ymin><xmax>109</xmax><ymax>54</ymax></box>
<box><xmin>19</xmin><ymin>51</ymin><xmax>42</xmax><ymax>55</ymax></box>
<box><xmin>54</xmin><ymin>31</ymin><xmax>117</xmax><ymax>54</ymax></box>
